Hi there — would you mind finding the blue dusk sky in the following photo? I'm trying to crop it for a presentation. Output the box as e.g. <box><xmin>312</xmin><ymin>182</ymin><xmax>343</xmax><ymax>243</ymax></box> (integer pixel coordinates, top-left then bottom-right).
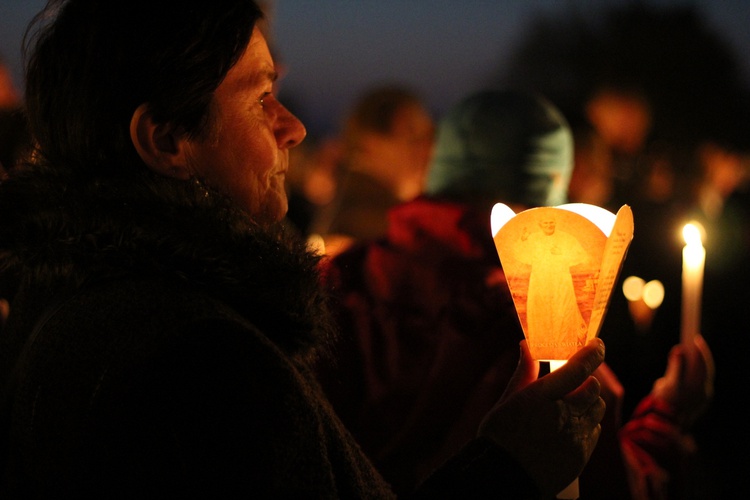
<box><xmin>2</xmin><ymin>0</ymin><xmax>749</xmax><ymax>137</ymax></box>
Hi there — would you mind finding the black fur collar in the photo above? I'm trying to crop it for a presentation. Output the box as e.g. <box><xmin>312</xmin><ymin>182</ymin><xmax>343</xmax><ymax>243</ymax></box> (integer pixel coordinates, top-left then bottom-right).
<box><xmin>0</xmin><ymin>163</ymin><xmax>335</xmax><ymax>359</ymax></box>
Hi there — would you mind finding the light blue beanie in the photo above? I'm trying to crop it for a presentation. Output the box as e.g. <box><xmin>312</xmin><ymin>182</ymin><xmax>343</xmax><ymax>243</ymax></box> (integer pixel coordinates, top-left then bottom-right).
<box><xmin>425</xmin><ymin>89</ymin><xmax>573</xmax><ymax>207</ymax></box>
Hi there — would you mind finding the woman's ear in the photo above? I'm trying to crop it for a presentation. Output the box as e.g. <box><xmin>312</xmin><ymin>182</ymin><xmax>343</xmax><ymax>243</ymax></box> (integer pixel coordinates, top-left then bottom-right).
<box><xmin>129</xmin><ymin>103</ymin><xmax>191</xmax><ymax>179</ymax></box>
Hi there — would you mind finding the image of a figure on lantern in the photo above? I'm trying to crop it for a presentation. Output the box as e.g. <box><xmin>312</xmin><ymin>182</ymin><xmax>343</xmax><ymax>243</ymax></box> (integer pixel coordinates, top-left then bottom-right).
<box><xmin>508</xmin><ymin>209</ymin><xmax>603</xmax><ymax>360</ymax></box>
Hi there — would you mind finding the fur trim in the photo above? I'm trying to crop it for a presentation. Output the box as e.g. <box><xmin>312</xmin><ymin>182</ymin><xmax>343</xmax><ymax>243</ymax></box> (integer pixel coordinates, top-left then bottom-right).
<box><xmin>0</xmin><ymin>163</ymin><xmax>335</xmax><ymax>358</ymax></box>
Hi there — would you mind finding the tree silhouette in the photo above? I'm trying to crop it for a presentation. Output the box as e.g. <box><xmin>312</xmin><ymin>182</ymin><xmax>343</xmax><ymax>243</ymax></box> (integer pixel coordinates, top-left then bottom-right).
<box><xmin>498</xmin><ymin>3</ymin><xmax>749</xmax><ymax>151</ymax></box>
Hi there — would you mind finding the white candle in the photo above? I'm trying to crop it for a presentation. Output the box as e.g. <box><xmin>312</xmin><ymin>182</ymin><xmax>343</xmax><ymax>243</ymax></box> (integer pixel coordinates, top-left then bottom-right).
<box><xmin>548</xmin><ymin>359</ymin><xmax>579</xmax><ymax>500</ymax></box>
<box><xmin>681</xmin><ymin>223</ymin><xmax>705</xmax><ymax>345</ymax></box>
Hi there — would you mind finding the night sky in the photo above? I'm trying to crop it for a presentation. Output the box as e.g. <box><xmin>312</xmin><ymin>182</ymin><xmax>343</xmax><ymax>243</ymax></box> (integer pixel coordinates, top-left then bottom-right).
<box><xmin>2</xmin><ymin>0</ymin><xmax>750</xmax><ymax>136</ymax></box>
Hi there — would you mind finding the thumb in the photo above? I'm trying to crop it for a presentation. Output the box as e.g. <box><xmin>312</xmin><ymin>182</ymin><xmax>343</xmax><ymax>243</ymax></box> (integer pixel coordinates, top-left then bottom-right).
<box><xmin>535</xmin><ymin>339</ymin><xmax>605</xmax><ymax>400</ymax></box>
<box><xmin>692</xmin><ymin>334</ymin><xmax>715</xmax><ymax>388</ymax></box>
<box><xmin>668</xmin><ymin>345</ymin><xmax>686</xmax><ymax>382</ymax></box>
<box><xmin>500</xmin><ymin>340</ymin><xmax>540</xmax><ymax>402</ymax></box>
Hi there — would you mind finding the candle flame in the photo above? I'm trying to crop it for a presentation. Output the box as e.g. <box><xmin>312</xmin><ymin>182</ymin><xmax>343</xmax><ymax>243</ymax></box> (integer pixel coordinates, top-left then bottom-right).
<box><xmin>683</xmin><ymin>222</ymin><xmax>704</xmax><ymax>247</ymax></box>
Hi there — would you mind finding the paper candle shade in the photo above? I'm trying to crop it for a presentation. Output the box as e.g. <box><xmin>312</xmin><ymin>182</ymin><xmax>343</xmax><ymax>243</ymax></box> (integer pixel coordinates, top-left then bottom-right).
<box><xmin>491</xmin><ymin>203</ymin><xmax>634</xmax><ymax>361</ymax></box>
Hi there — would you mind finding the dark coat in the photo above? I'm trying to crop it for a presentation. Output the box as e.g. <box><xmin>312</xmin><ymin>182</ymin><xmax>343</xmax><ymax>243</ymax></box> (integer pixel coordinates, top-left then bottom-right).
<box><xmin>0</xmin><ymin>164</ymin><xmax>538</xmax><ymax>498</ymax></box>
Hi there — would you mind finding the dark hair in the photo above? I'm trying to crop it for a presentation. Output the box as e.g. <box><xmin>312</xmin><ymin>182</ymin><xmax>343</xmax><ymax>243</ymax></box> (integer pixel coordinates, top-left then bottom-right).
<box><xmin>23</xmin><ymin>0</ymin><xmax>263</xmax><ymax>172</ymax></box>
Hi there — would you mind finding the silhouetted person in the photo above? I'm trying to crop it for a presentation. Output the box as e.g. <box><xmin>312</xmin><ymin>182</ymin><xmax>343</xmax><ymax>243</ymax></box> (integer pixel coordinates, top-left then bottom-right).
<box><xmin>311</xmin><ymin>85</ymin><xmax>435</xmax><ymax>255</ymax></box>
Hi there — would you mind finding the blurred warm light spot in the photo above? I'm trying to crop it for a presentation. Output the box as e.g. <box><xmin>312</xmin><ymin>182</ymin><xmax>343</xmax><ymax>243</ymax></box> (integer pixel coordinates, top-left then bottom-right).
<box><xmin>642</xmin><ymin>280</ymin><xmax>664</xmax><ymax>309</ymax></box>
<box><xmin>622</xmin><ymin>276</ymin><xmax>645</xmax><ymax>301</ymax></box>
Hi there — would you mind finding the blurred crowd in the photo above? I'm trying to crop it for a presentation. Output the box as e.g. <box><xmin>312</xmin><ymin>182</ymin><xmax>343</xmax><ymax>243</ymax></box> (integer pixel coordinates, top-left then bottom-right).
<box><xmin>1</xmin><ymin>2</ymin><xmax>748</xmax><ymax>499</ymax></box>
<box><xmin>276</xmin><ymin>4</ymin><xmax>749</xmax><ymax>498</ymax></box>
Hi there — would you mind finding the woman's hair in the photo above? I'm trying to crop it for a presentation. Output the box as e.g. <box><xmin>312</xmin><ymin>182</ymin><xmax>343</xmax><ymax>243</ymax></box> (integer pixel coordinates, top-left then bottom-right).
<box><xmin>22</xmin><ymin>0</ymin><xmax>263</xmax><ymax>172</ymax></box>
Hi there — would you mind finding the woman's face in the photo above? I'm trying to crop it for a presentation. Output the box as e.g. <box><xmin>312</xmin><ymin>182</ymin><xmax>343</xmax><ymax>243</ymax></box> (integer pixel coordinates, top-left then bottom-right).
<box><xmin>184</xmin><ymin>27</ymin><xmax>306</xmax><ymax>223</ymax></box>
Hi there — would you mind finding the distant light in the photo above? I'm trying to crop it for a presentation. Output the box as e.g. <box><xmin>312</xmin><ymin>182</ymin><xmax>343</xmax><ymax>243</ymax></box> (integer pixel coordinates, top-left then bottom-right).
<box><xmin>622</xmin><ymin>276</ymin><xmax>664</xmax><ymax>309</ymax></box>
<box><xmin>642</xmin><ymin>280</ymin><xmax>665</xmax><ymax>309</ymax></box>
<box><xmin>622</xmin><ymin>276</ymin><xmax>645</xmax><ymax>301</ymax></box>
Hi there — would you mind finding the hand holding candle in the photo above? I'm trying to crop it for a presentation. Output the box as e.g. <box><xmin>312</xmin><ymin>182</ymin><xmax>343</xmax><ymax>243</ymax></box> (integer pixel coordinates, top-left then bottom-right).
<box><xmin>492</xmin><ymin>203</ymin><xmax>633</xmax><ymax>500</ymax></box>
<box><xmin>477</xmin><ymin>339</ymin><xmax>605</xmax><ymax>499</ymax></box>
<box><xmin>681</xmin><ymin>222</ymin><xmax>705</xmax><ymax>346</ymax></box>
